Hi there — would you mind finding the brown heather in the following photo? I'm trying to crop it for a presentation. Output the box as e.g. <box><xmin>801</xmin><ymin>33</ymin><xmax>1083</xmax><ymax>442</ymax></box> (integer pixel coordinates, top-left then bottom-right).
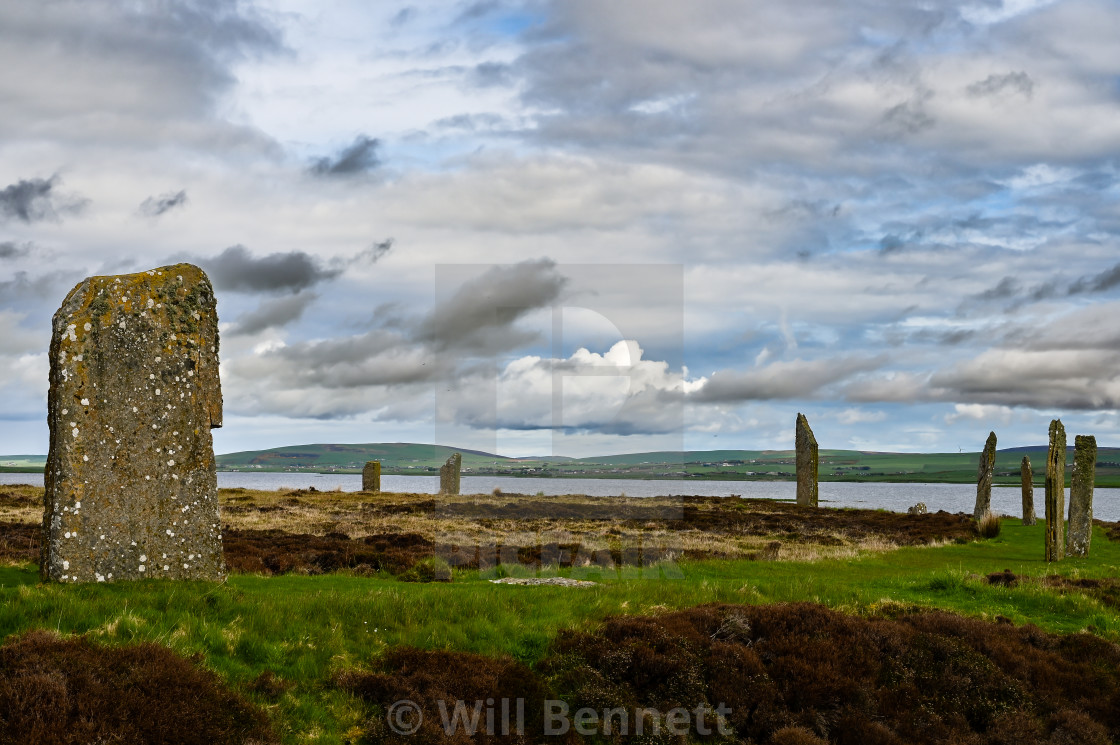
<box><xmin>0</xmin><ymin>630</ymin><xmax>275</xmax><ymax>745</ymax></box>
<box><xmin>341</xmin><ymin>603</ymin><xmax>1120</xmax><ymax>745</ymax></box>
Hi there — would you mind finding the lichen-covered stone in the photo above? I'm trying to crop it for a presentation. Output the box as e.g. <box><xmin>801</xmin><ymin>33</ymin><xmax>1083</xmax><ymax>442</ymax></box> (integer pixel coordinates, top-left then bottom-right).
<box><xmin>973</xmin><ymin>431</ymin><xmax>997</xmax><ymax>521</ymax></box>
<box><xmin>362</xmin><ymin>460</ymin><xmax>381</xmax><ymax>493</ymax></box>
<box><xmin>1020</xmin><ymin>456</ymin><xmax>1036</xmax><ymax>526</ymax></box>
<box><xmin>439</xmin><ymin>452</ymin><xmax>461</xmax><ymax>495</ymax></box>
<box><xmin>907</xmin><ymin>502</ymin><xmax>927</xmax><ymax>515</ymax></box>
<box><xmin>41</xmin><ymin>264</ymin><xmax>224</xmax><ymax>583</ymax></box>
<box><xmin>795</xmin><ymin>413</ymin><xmax>818</xmax><ymax>508</ymax></box>
<box><xmin>1067</xmin><ymin>434</ymin><xmax>1096</xmax><ymax>558</ymax></box>
<box><xmin>1045</xmin><ymin>419</ymin><xmax>1066</xmax><ymax>563</ymax></box>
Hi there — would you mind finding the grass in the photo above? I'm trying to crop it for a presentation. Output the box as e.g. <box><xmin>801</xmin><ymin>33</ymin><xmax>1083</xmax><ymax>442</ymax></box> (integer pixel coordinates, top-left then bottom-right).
<box><xmin>2</xmin><ymin>517</ymin><xmax>1120</xmax><ymax>742</ymax></box>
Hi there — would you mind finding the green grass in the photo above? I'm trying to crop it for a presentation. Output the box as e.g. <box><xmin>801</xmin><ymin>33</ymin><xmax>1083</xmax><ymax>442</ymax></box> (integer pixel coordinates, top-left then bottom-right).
<box><xmin>3</xmin><ymin>520</ymin><xmax>1120</xmax><ymax>742</ymax></box>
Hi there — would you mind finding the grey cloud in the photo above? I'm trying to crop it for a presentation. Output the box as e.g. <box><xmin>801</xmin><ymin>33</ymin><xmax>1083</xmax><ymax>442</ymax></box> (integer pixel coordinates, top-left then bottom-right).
<box><xmin>229</xmin><ymin>292</ymin><xmax>317</xmax><ymax>336</ymax></box>
<box><xmin>310</xmin><ymin>135</ymin><xmax>381</xmax><ymax>176</ymax></box>
<box><xmin>472</xmin><ymin>61</ymin><xmax>514</xmax><ymax>87</ymax></box>
<box><xmin>0</xmin><ymin>176</ymin><xmax>87</xmax><ymax>224</ymax></box>
<box><xmin>1068</xmin><ymin>262</ymin><xmax>1120</xmax><ymax>295</ymax></box>
<box><xmin>930</xmin><ymin>350</ymin><xmax>1120</xmax><ymax>410</ymax></box>
<box><xmin>881</xmin><ymin>97</ymin><xmax>936</xmax><ymax>136</ymax></box>
<box><xmin>202</xmin><ymin>245</ymin><xmax>342</xmax><ymax>294</ymax></box>
<box><xmin>433</xmin><ymin>113</ymin><xmax>507</xmax><ymax>130</ymax></box>
<box><xmin>975</xmin><ymin>276</ymin><xmax>1020</xmax><ymax>301</ymax></box>
<box><xmin>358</xmin><ymin>238</ymin><xmax>394</xmax><ymax>264</ymax></box>
<box><xmin>418</xmin><ymin>259</ymin><xmax>568</xmax><ymax>354</ymax></box>
<box><xmin>0</xmin><ymin>241</ymin><xmax>30</xmax><ymax>259</ymax></box>
<box><xmin>391</xmin><ymin>7</ymin><xmax>418</xmax><ymax>26</ymax></box>
<box><xmin>0</xmin><ymin>1</ymin><xmax>284</xmax><ymax>146</ymax></box>
<box><xmin>139</xmin><ymin>190</ymin><xmax>188</xmax><ymax>217</ymax></box>
<box><xmin>879</xmin><ymin>235</ymin><xmax>905</xmax><ymax>254</ymax></box>
<box><xmin>691</xmin><ymin>355</ymin><xmax>885</xmax><ymax>403</ymax></box>
<box><xmin>966</xmin><ymin>71</ymin><xmax>1034</xmax><ymax>98</ymax></box>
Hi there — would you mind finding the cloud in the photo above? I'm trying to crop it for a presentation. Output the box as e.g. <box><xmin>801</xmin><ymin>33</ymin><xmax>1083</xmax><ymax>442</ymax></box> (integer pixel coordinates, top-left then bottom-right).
<box><xmin>198</xmin><ymin>245</ymin><xmax>342</xmax><ymax>294</ymax></box>
<box><xmin>691</xmin><ymin>355</ymin><xmax>885</xmax><ymax>403</ymax></box>
<box><xmin>310</xmin><ymin>135</ymin><xmax>381</xmax><ymax>176</ymax></box>
<box><xmin>228</xmin><ymin>291</ymin><xmax>318</xmax><ymax>336</ymax></box>
<box><xmin>966</xmin><ymin>71</ymin><xmax>1035</xmax><ymax>98</ymax></box>
<box><xmin>139</xmin><ymin>190</ymin><xmax>189</xmax><ymax>217</ymax></box>
<box><xmin>0</xmin><ymin>241</ymin><xmax>30</xmax><ymax>259</ymax></box>
<box><xmin>418</xmin><ymin>259</ymin><xmax>567</xmax><ymax>354</ymax></box>
<box><xmin>1068</xmin><ymin>261</ymin><xmax>1120</xmax><ymax>294</ymax></box>
<box><xmin>835</xmin><ymin>407</ymin><xmax>887</xmax><ymax>425</ymax></box>
<box><xmin>0</xmin><ymin>176</ymin><xmax>87</xmax><ymax>223</ymax></box>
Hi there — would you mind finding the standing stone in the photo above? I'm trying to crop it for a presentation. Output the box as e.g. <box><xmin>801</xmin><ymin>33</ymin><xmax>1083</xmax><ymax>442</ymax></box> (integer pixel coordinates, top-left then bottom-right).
<box><xmin>1067</xmin><ymin>435</ymin><xmax>1096</xmax><ymax>558</ymax></box>
<box><xmin>1045</xmin><ymin>419</ymin><xmax>1066</xmax><ymax>563</ymax></box>
<box><xmin>362</xmin><ymin>460</ymin><xmax>381</xmax><ymax>493</ymax></box>
<box><xmin>1020</xmin><ymin>456</ymin><xmax>1036</xmax><ymax>526</ymax></box>
<box><xmin>41</xmin><ymin>264</ymin><xmax>224</xmax><ymax>583</ymax></box>
<box><xmin>795</xmin><ymin>413</ymin><xmax>818</xmax><ymax>507</ymax></box>
<box><xmin>973</xmin><ymin>431</ymin><xmax>997</xmax><ymax>521</ymax></box>
<box><xmin>439</xmin><ymin>452</ymin><xmax>461</xmax><ymax>495</ymax></box>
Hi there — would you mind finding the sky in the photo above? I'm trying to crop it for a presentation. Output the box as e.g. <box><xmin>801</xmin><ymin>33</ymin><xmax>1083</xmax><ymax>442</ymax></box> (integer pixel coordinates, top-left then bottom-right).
<box><xmin>1</xmin><ymin>0</ymin><xmax>1120</xmax><ymax>458</ymax></box>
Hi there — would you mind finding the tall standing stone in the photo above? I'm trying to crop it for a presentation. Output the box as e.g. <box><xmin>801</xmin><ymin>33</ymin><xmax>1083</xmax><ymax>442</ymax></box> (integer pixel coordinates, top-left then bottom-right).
<box><xmin>1045</xmin><ymin>419</ymin><xmax>1066</xmax><ymax>562</ymax></box>
<box><xmin>795</xmin><ymin>413</ymin><xmax>818</xmax><ymax>508</ymax></box>
<box><xmin>439</xmin><ymin>452</ymin><xmax>461</xmax><ymax>495</ymax></box>
<box><xmin>1067</xmin><ymin>435</ymin><xmax>1096</xmax><ymax>558</ymax></box>
<box><xmin>41</xmin><ymin>264</ymin><xmax>224</xmax><ymax>583</ymax></box>
<box><xmin>973</xmin><ymin>431</ymin><xmax>997</xmax><ymax>521</ymax></box>
<box><xmin>1020</xmin><ymin>456</ymin><xmax>1036</xmax><ymax>526</ymax></box>
<box><xmin>362</xmin><ymin>460</ymin><xmax>381</xmax><ymax>493</ymax></box>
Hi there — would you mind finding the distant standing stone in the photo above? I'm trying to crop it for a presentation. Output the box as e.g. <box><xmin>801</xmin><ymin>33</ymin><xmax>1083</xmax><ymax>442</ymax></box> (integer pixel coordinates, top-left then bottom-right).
<box><xmin>1045</xmin><ymin>419</ymin><xmax>1066</xmax><ymax>562</ymax></box>
<box><xmin>362</xmin><ymin>460</ymin><xmax>381</xmax><ymax>493</ymax></box>
<box><xmin>41</xmin><ymin>264</ymin><xmax>225</xmax><ymax>583</ymax></box>
<box><xmin>973</xmin><ymin>431</ymin><xmax>997</xmax><ymax>521</ymax></box>
<box><xmin>1020</xmin><ymin>456</ymin><xmax>1036</xmax><ymax>526</ymax></box>
<box><xmin>795</xmin><ymin>413</ymin><xmax>818</xmax><ymax>508</ymax></box>
<box><xmin>439</xmin><ymin>452</ymin><xmax>461</xmax><ymax>495</ymax></box>
<box><xmin>1067</xmin><ymin>435</ymin><xmax>1096</xmax><ymax>558</ymax></box>
<box><xmin>907</xmin><ymin>503</ymin><xmax>928</xmax><ymax>515</ymax></box>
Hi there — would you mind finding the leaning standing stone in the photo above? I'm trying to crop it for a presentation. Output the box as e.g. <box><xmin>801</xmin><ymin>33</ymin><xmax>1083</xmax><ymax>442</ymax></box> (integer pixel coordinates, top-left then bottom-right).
<box><xmin>795</xmin><ymin>413</ymin><xmax>818</xmax><ymax>508</ymax></box>
<box><xmin>1067</xmin><ymin>435</ymin><xmax>1096</xmax><ymax>558</ymax></box>
<box><xmin>362</xmin><ymin>460</ymin><xmax>381</xmax><ymax>493</ymax></box>
<box><xmin>973</xmin><ymin>431</ymin><xmax>997</xmax><ymax>521</ymax></box>
<box><xmin>1020</xmin><ymin>456</ymin><xmax>1036</xmax><ymax>526</ymax></box>
<box><xmin>439</xmin><ymin>452</ymin><xmax>461</xmax><ymax>495</ymax></box>
<box><xmin>41</xmin><ymin>264</ymin><xmax>225</xmax><ymax>583</ymax></box>
<box><xmin>1045</xmin><ymin>419</ymin><xmax>1066</xmax><ymax>562</ymax></box>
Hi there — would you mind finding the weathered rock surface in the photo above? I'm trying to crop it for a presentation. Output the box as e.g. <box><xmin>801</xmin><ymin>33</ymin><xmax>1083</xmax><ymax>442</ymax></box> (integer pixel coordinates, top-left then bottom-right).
<box><xmin>908</xmin><ymin>503</ymin><xmax>928</xmax><ymax>515</ymax></box>
<box><xmin>973</xmin><ymin>431</ymin><xmax>997</xmax><ymax>521</ymax></box>
<box><xmin>439</xmin><ymin>452</ymin><xmax>461</xmax><ymax>495</ymax></box>
<box><xmin>1021</xmin><ymin>456</ymin><xmax>1036</xmax><ymax>526</ymax></box>
<box><xmin>795</xmin><ymin>413</ymin><xmax>818</xmax><ymax>508</ymax></box>
<box><xmin>41</xmin><ymin>264</ymin><xmax>224</xmax><ymax>583</ymax></box>
<box><xmin>362</xmin><ymin>460</ymin><xmax>381</xmax><ymax>493</ymax></box>
<box><xmin>1067</xmin><ymin>434</ymin><xmax>1096</xmax><ymax>558</ymax></box>
<box><xmin>1045</xmin><ymin>419</ymin><xmax>1066</xmax><ymax>563</ymax></box>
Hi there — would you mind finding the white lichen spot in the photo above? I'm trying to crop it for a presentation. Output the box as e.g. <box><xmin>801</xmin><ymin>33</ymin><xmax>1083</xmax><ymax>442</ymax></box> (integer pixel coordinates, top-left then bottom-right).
<box><xmin>75</xmin><ymin>501</ymin><xmax>80</xmax><ymax>509</ymax></box>
<box><xmin>166</xmin><ymin>530</ymin><xmax>174</xmax><ymax>536</ymax></box>
<box><xmin>145</xmin><ymin>475</ymin><xmax>151</xmax><ymax>481</ymax></box>
<box><xmin>72</xmin><ymin>428</ymin><xmax>79</xmax><ymax>438</ymax></box>
<box><xmin>62</xmin><ymin>560</ymin><xmax>69</xmax><ymax>570</ymax></box>
<box><xmin>133</xmin><ymin>406</ymin><xmax>138</xmax><ymax>413</ymax></box>
<box><xmin>82</xmin><ymin>455</ymin><xmax>88</xmax><ymax>462</ymax></box>
<box><xmin>140</xmin><ymin>554</ymin><xmax>147</xmax><ymax>562</ymax></box>
<box><xmin>167</xmin><ymin>459</ymin><xmax>175</xmax><ymax>466</ymax></box>
<box><xmin>163</xmin><ymin>565</ymin><xmax>170</xmax><ymax>570</ymax></box>
<box><xmin>83</xmin><ymin>322</ymin><xmax>92</xmax><ymax>331</ymax></box>
<box><xmin>81</xmin><ymin>398</ymin><xmax>89</xmax><ymax>406</ymax></box>
<box><xmin>61</xmin><ymin>408</ymin><xmax>68</xmax><ymax>415</ymax></box>
<box><xmin>155</xmin><ymin>388</ymin><xmax>161</xmax><ymax>395</ymax></box>
<box><xmin>149</xmin><ymin>374</ymin><xmax>155</xmax><ymax>380</ymax></box>
<box><xmin>147</xmin><ymin>298</ymin><xmax>154</xmax><ymax>309</ymax></box>
<box><xmin>139</xmin><ymin>564</ymin><xmax>146</xmax><ymax>572</ymax></box>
